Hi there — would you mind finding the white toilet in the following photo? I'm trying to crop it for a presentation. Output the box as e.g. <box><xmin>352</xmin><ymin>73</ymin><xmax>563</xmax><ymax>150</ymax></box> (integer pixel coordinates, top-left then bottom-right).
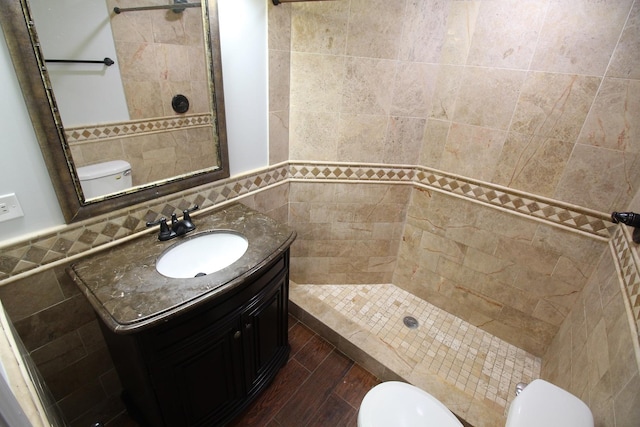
<box><xmin>358</xmin><ymin>379</ymin><xmax>594</xmax><ymax>427</ymax></box>
<box><xmin>77</xmin><ymin>160</ymin><xmax>132</xmax><ymax>199</ymax></box>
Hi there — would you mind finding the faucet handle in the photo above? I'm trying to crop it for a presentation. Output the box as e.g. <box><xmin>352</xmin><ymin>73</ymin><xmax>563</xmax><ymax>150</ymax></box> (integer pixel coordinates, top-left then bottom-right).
<box><xmin>181</xmin><ymin>205</ymin><xmax>198</xmax><ymax>232</ymax></box>
<box><xmin>183</xmin><ymin>205</ymin><xmax>199</xmax><ymax>222</ymax></box>
<box><xmin>183</xmin><ymin>204</ymin><xmax>199</xmax><ymax>216</ymax></box>
<box><xmin>146</xmin><ymin>217</ymin><xmax>175</xmax><ymax>241</ymax></box>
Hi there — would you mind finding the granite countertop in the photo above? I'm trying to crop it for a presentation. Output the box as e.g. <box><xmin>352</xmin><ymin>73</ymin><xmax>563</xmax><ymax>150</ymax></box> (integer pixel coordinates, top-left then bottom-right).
<box><xmin>68</xmin><ymin>203</ymin><xmax>296</xmax><ymax>334</ymax></box>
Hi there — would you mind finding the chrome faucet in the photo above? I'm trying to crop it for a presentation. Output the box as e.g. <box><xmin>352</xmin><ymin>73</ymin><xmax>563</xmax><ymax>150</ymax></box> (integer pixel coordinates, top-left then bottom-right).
<box><xmin>146</xmin><ymin>205</ymin><xmax>199</xmax><ymax>241</ymax></box>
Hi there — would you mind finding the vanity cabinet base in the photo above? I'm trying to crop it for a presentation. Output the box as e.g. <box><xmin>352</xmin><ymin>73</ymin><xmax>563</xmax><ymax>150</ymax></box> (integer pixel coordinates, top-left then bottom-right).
<box><xmin>100</xmin><ymin>251</ymin><xmax>290</xmax><ymax>427</ymax></box>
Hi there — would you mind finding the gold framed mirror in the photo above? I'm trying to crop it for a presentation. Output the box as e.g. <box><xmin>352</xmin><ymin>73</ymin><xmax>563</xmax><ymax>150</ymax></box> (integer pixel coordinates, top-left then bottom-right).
<box><xmin>0</xmin><ymin>0</ymin><xmax>229</xmax><ymax>223</ymax></box>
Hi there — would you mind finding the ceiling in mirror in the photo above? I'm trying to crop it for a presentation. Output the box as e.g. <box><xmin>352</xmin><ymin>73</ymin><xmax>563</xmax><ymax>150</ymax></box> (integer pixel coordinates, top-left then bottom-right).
<box><xmin>0</xmin><ymin>0</ymin><xmax>229</xmax><ymax>222</ymax></box>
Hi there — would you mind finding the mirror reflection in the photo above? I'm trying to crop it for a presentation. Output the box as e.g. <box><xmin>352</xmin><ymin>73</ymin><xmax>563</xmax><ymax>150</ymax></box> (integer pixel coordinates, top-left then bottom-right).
<box><xmin>30</xmin><ymin>0</ymin><xmax>221</xmax><ymax>202</ymax></box>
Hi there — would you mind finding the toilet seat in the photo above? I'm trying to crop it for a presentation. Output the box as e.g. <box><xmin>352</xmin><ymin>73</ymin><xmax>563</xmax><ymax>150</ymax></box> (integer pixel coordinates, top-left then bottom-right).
<box><xmin>358</xmin><ymin>381</ymin><xmax>463</xmax><ymax>427</ymax></box>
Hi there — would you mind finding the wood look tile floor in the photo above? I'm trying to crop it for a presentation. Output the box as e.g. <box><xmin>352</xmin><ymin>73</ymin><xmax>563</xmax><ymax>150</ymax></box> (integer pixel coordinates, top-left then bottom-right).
<box><xmin>106</xmin><ymin>315</ymin><xmax>381</xmax><ymax>427</ymax></box>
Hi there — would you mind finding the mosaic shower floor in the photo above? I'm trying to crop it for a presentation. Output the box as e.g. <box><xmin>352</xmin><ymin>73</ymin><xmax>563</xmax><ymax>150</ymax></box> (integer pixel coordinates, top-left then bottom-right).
<box><xmin>289</xmin><ymin>283</ymin><xmax>542</xmax><ymax>426</ymax></box>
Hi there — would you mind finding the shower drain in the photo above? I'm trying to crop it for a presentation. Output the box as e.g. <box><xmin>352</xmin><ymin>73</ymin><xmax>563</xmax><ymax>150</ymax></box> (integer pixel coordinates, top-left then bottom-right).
<box><xmin>403</xmin><ymin>316</ymin><xmax>419</xmax><ymax>329</ymax></box>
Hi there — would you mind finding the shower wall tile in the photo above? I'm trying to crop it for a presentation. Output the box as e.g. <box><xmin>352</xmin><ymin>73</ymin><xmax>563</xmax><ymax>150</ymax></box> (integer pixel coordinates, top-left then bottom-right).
<box><xmin>382</xmin><ymin>117</ymin><xmax>426</xmax><ymax>165</ymax></box>
<box><xmin>107</xmin><ymin>0</ymin><xmax>154</xmax><ymax>43</ymax></box>
<box><xmin>268</xmin><ymin>1</ymin><xmax>291</xmax><ymax>166</ymax></box>
<box><xmin>554</xmin><ymin>144</ymin><xmax>640</xmax><ymax>214</ymax></box>
<box><xmin>440</xmin><ymin>123</ymin><xmax>507</xmax><ymax>181</ymax></box>
<box><xmin>289</xmin><ymin>182</ymin><xmax>411</xmax><ymax>285</ymax></box>
<box><xmin>187</xmin><ymin>44</ymin><xmax>207</xmax><ymax>82</ymax></box>
<box><xmin>346</xmin><ymin>0</ymin><xmax>406</xmax><ymax>60</ymax></box>
<box><xmin>390</xmin><ymin>62</ymin><xmax>439</xmax><ymax>118</ymax></box>
<box><xmin>493</xmin><ymin>133</ymin><xmax>573</xmax><ymax>197</ymax></box>
<box><xmin>107</xmin><ymin>0</ymin><xmax>208</xmax><ymax>120</ymax></box>
<box><xmin>291</xmin><ymin>1</ymin><xmax>349</xmax><ymax>55</ymax></box>
<box><xmin>429</xmin><ymin>65</ymin><xmax>464</xmax><ymax>121</ymax></box>
<box><xmin>269</xmin><ymin>110</ymin><xmax>290</xmax><ymax>165</ymax></box>
<box><xmin>542</xmin><ymin>243</ymin><xmax>640</xmax><ymax>426</ymax></box>
<box><xmin>270</xmin><ymin>50</ymin><xmax>291</xmax><ymax>112</ymax></box>
<box><xmin>419</xmin><ymin>119</ymin><xmax>450</xmax><ymax>168</ymax></box>
<box><xmin>269</xmin><ymin>0</ymin><xmax>291</xmax><ymax>51</ymax></box>
<box><xmin>121</xmin><ymin>80</ymin><xmax>165</xmax><ymax>118</ymax></box>
<box><xmin>530</xmin><ymin>0</ymin><xmax>633</xmax><ymax>76</ymax></box>
<box><xmin>452</xmin><ymin>67</ymin><xmax>525</xmax><ymax>130</ymax></box>
<box><xmin>336</xmin><ymin>114</ymin><xmax>388</xmax><ymax>163</ymax></box>
<box><xmin>289</xmin><ymin>110</ymin><xmax>339</xmax><ymax>160</ymax></box>
<box><xmin>341</xmin><ymin>57</ymin><xmax>397</xmax><ymax>116</ymax></box>
<box><xmin>510</xmin><ymin>72</ymin><xmax>601</xmax><ymax>142</ymax></box>
<box><xmin>156</xmin><ymin>44</ymin><xmax>191</xmax><ymax>82</ymax></box>
<box><xmin>607</xmin><ymin>0</ymin><xmax>640</xmax><ymax>80</ymax></box>
<box><xmin>288</xmin><ymin>0</ymin><xmax>639</xmax><ymax>213</ymax></box>
<box><xmin>122</xmin><ymin>128</ymin><xmax>216</xmax><ymax>185</ymax></box>
<box><xmin>393</xmin><ymin>188</ymin><xmax>607</xmax><ymax>355</ymax></box>
<box><xmin>578</xmin><ymin>78</ymin><xmax>640</xmax><ymax>153</ymax></box>
<box><xmin>399</xmin><ymin>0</ymin><xmax>476</xmax><ymax>64</ymax></box>
<box><xmin>465</xmin><ymin>0</ymin><xmax>546</xmax><ymax>69</ymax></box>
<box><xmin>290</xmin><ymin>53</ymin><xmax>345</xmax><ymax>113</ymax></box>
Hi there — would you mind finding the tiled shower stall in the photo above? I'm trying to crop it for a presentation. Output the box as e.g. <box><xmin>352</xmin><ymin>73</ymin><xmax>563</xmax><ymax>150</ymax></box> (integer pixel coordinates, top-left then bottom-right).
<box><xmin>0</xmin><ymin>0</ymin><xmax>639</xmax><ymax>426</ymax></box>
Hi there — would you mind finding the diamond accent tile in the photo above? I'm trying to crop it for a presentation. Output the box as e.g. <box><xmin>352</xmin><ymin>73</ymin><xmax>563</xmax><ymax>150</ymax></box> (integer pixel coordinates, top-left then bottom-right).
<box><xmin>0</xmin><ymin>162</ymin><xmax>619</xmax><ymax>281</ymax></box>
<box><xmin>65</xmin><ymin>113</ymin><xmax>213</xmax><ymax>143</ymax></box>
<box><xmin>611</xmin><ymin>226</ymin><xmax>640</xmax><ymax>342</ymax></box>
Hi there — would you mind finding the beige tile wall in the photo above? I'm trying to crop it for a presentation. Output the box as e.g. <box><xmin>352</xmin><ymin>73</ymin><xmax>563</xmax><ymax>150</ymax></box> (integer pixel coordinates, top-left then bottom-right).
<box><xmin>69</xmin><ymin>125</ymin><xmax>218</xmax><ymax>186</ymax></box>
<box><xmin>107</xmin><ymin>0</ymin><xmax>210</xmax><ymax>119</ymax></box>
<box><xmin>66</xmin><ymin>0</ymin><xmax>220</xmax><ymax>185</ymax></box>
<box><xmin>286</xmin><ymin>0</ymin><xmax>640</xmax><ymax>214</ymax></box>
<box><xmin>269</xmin><ymin>2</ymin><xmax>291</xmax><ymax>165</ymax></box>
<box><xmin>542</xmin><ymin>246</ymin><xmax>640</xmax><ymax>426</ymax></box>
<box><xmin>274</xmin><ymin>2</ymin><xmax>640</xmax><ymax>418</ymax></box>
<box><xmin>393</xmin><ymin>188</ymin><xmax>607</xmax><ymax>356</ymax></box>
<box><xmin>289</xmin><ymin>182</ymin><xmax>411</xmax><ymax>285</ymax></box>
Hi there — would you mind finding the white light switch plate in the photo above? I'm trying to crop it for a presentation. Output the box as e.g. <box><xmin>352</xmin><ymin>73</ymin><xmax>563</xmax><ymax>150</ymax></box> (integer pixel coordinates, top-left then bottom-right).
<box><xmin>0</xmin><ymin>193</ymin><xmax>24</xmax><ymax>222</ymax></box>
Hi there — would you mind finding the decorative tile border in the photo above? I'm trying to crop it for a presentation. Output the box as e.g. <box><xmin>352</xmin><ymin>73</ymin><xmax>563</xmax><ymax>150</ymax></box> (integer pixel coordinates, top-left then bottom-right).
<box><xmin>610</xmin><ymin>226</ymin><xmax>640</xmax><ymax>340</ymax></box>
<box><xmin>64</xmin><ymin>113</ymin><xmax>213</xmax><ymax>144</ymax></box>
<box><xmin>290</xmin><ymin>162</ymin><xmax>614</xmax><ymax>240</ymax></box>
<box><xmin>0</xmin><ymin>164</ymin><xmax>289</xmax><ymax>281</ymax></box>
<box><xmin>0</xmin><ymin>161</ymin><xmax>624</xmax><ymax>282</ymax></box>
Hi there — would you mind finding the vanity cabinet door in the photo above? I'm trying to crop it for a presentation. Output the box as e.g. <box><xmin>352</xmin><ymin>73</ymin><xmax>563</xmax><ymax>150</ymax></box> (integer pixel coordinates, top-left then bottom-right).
<box><xmin>242</xmin><ymin>269</ymin><xmax>289</xmax><ymax>393</ymax></box>
<box><xmin>148</xmin><ymin>313</ymin><xmax>246</xmax><ymax>427</ymax></box>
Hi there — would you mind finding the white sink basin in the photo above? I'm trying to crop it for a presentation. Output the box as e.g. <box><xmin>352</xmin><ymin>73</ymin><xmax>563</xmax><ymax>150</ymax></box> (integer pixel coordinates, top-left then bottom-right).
<box><xmin>156</xmin><ymin>231</ymin><xmax>249</xmax><ymax>279</ymax></box>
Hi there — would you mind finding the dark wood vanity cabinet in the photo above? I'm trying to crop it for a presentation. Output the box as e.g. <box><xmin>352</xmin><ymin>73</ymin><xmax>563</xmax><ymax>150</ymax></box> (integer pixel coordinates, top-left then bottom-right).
<box><xmin>99</xmin><ymin>251</ymin><xmax>290</xmax><ymax>427</ymax></box>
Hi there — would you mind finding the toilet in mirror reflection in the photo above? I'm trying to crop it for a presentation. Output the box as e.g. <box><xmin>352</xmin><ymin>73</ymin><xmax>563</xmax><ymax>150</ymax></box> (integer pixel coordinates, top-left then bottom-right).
<box><xmin>77</xmin><ymin>160</ymin><xmax>132</xmax><ymax>200</ymax></box>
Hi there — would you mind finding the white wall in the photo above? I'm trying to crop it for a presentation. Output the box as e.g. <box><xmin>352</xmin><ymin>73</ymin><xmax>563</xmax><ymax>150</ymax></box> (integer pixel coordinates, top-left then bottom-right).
<box><xmin>0</xmin><ymin>0</ymin><xmax>269</xmax><ymax>244</ymax></box>
<box><xmin>0</xmin><ymin>31</ymin><xmax>65</xmax><ymax>243</ymax></box>
<box><xmin>30</xmin><ymin>0</ymin><xmax>129</xmax><ymax>126</ymax></box>
<box><xmin>218</xmin><ymin>0</ymin><xmax>269</xmax><ymax>176</ymax></box>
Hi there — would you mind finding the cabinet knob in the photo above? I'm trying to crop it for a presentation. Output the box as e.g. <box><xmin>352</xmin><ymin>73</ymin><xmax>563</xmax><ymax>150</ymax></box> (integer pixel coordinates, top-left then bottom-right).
<box><xmin>245</xmin><ymin>323</ymin><xmax>252</xmax><ymax>330</ymax></box>
<box><xmin>234</xmin><ymin>331</ymin><xmax>241</xmax><ymax>339</ymax></box>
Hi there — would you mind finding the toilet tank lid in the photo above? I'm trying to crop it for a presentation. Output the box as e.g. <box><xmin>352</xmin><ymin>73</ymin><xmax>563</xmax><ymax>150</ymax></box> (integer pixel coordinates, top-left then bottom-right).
<box><xmin>77</xmin><ymin>160</ymin><xmax>131</xmax><ymax>180</ymax></box>
<box><xmin>506</xmin><ymin>379</ymin><xmax>593</xmax><ymax>427</ymax></box>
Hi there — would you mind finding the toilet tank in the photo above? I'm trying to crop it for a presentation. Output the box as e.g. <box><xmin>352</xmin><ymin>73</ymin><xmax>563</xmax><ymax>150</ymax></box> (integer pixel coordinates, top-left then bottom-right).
<box><xmin>505</xmin><ymin>379</ymin><xmax>593</xmax><ymax>427</ymax></box>
<box><xmin>77</xmin><ymin>160</ymin><xmax>132</xmax><ymax>199</ymax></box>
